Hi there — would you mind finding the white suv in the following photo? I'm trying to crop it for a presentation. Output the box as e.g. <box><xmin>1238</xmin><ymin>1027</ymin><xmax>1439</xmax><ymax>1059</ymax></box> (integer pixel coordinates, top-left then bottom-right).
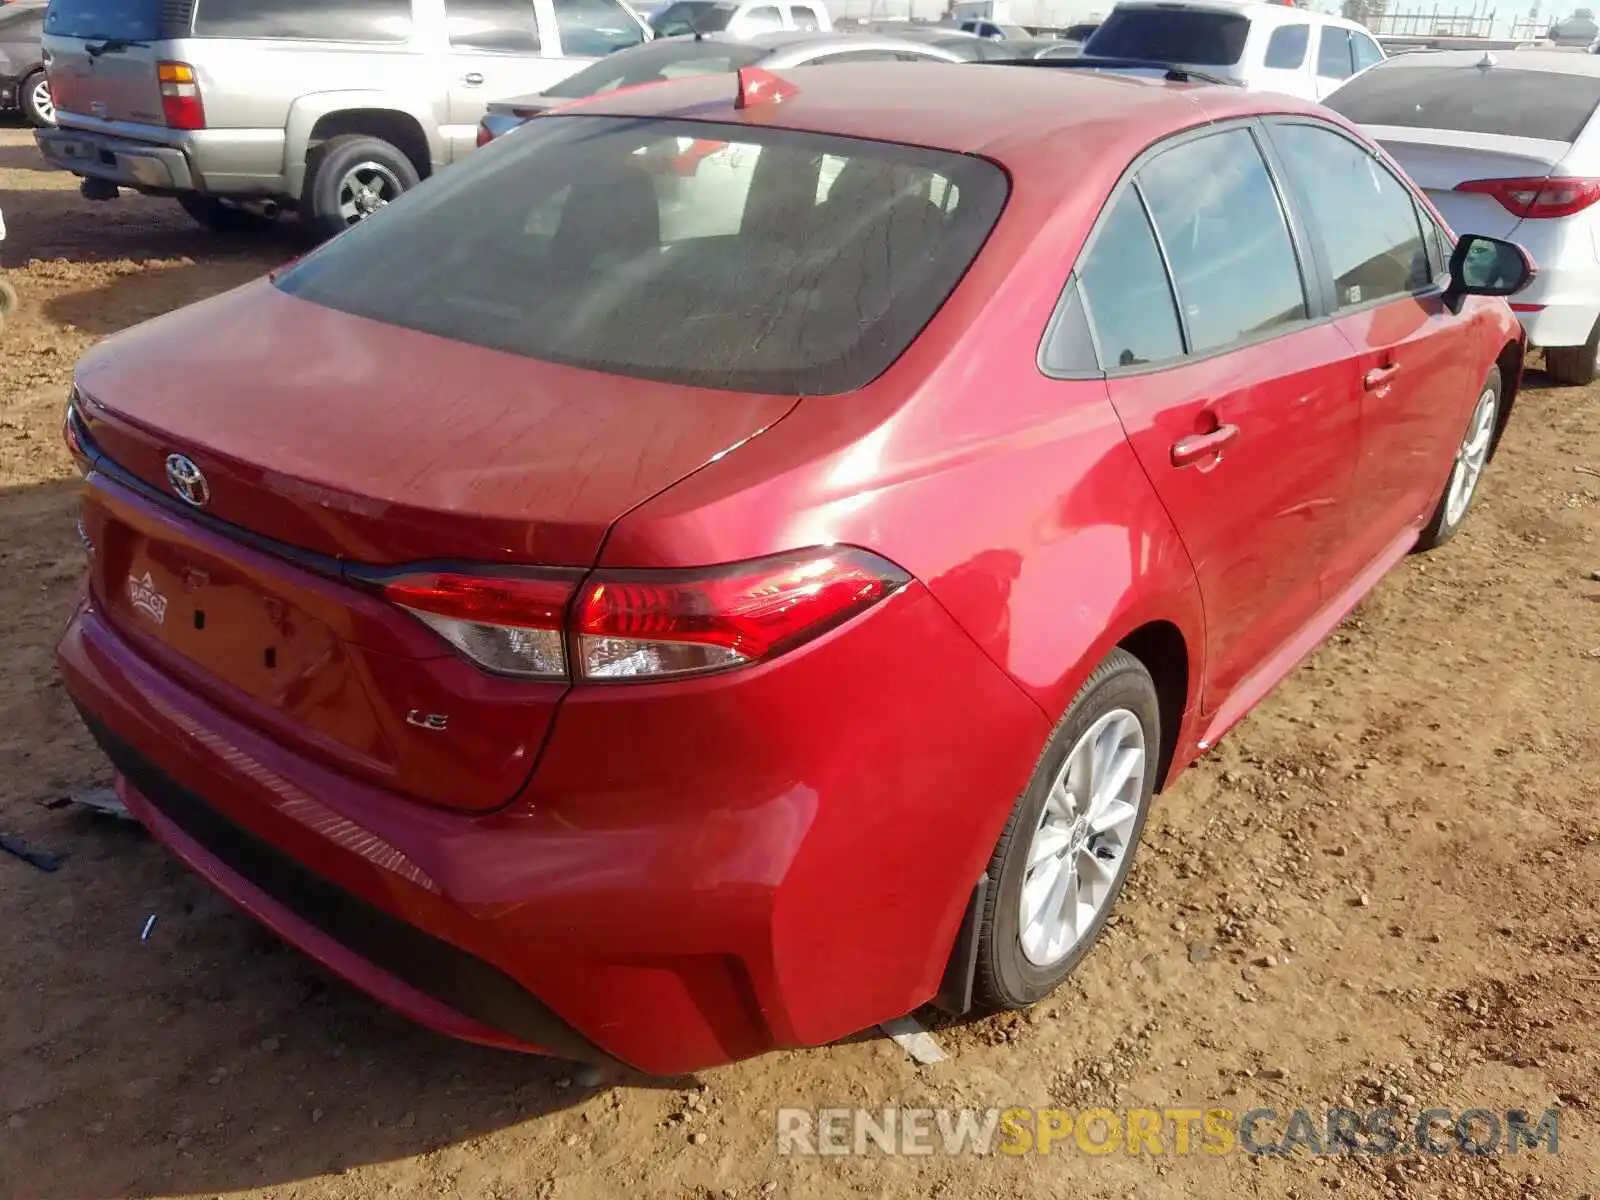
<box><xmin>1082</xmin><ymin>0</ymin><xmax>1384</xmax><ymax>100</ymax></box>
<box><xmin>1329</xmin><ymin>48</ymin><xmax>1600</xmax><ymax>384</ymax></box>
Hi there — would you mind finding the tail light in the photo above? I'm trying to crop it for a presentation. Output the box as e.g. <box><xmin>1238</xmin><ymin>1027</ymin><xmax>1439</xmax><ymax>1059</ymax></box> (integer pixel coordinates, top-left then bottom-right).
<box><xmin>1455</xmin><ymin>176</ymin><xmax>1600</xmax><ymax>219</ymax></box>
<box><xmin>157</xmin><ymin>61</ymin><xmax>205</xmax><ymax>130</ymax></box>
<box><xmin>375</xmin><ymin>547</ymin><xmax>908</xmax><ymax>683</ymax></box>
<box><xmin>475</xmin><ymin>120</ymin><xmax>495</xmax><ymax>148</ymax></box>
<box><xmin>63</xmin><ymin>390</ymin><xmax>92</xmax><ymax>475</ymax></box>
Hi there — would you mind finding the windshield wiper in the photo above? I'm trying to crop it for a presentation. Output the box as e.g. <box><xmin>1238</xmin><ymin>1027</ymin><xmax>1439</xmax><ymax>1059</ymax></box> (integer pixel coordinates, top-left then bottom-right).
<box><xmin>85</xmin><ymin>37</ymin><xmax>150</xmax><ymax>58</ymax></box>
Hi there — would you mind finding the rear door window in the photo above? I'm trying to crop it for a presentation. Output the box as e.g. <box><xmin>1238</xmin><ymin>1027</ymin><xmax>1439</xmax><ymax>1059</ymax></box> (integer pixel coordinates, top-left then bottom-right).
<box><xmin>274</xmin><ymin>116</ymin><xmax>1010</xmax><ymax>395</ymax></box>
<box><xmin>44</xmin><ymin>0</ymin><xmax>165</xmax><ymax>40</ymax></box>
<box><xmin>552</xmin><ymin>0</ymin><xmax>646</xmax><ymax>55</ymax></box>
<box><xmin>1351</xmin><ymin>32</ymin><xmax>1383</xmax><ymax>71</ymax></box>
<box><xmin>651</xmin><ymin>1</ymin><xmax>735</xmax><ymax>34</ymax></box>
<box><xmin>191</xmin><ymin>0</ymin><xmax>413</xmax><ymax>41</ymax></box>
<box><xmin>1326</xmin><ymin>65</ymin><xmax>1600</xmax><ymax>142</ymax></box>
<box><xmin>789</xmin><ymin>3</ymin><xmax>823</xmax><ymax>30</ymax></box>
<box><xmin>739</xmin><ymin>4</ymin><xmax>784</xmax><ymax>31</ymax></box>
<box><xmin>447</xmin><ymin>0</ymin><xmax>541</xmax><ymax>53</ymax></box>
<box><xmin>1084</xmin><ymin>7</ymin><xmax>1250</xmax><ymax>66</ymax></box>
<box><xmin>1264</xmin><ymin>23</ymin><xmax>1309</xmax><ymax>69</ymax></box>
<box><xmin>1072</xmin><ymin>189</ymin><xmax>1184</xmax><ymax>370</ymax></box>
<box><xmin>1316</xmin><ymin>26</ymin><xmax>1353</xmax><ymax>80</ymax></box>
<box><xmin>1136</xmin><ymin>128</ymin><xmax>1308</xmax><ymax>354</ymax></box>
<box><xmin>1268</xmin><ymin>122</ymin><xmax>1431</xmax><ymax>307</ymax></box>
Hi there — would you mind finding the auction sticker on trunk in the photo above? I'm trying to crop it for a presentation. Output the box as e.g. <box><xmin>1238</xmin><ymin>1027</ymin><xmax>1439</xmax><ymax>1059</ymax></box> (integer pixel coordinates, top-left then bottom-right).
<box><xmin>127</xmin><ymin>571</ymin><xmax>167</xmax><ymax>625</ymax></box>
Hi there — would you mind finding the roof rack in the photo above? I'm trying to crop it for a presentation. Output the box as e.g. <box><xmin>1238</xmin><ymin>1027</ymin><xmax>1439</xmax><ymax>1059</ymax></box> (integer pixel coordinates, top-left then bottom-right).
<box><xmin>994</xmin><ymin>55</ymin><xmax>1242</xmax><ymax>85</ymax></box>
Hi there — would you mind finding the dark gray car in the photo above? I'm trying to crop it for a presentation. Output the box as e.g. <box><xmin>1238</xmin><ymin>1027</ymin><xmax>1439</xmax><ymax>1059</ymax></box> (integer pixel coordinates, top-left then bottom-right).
<box><xmin>0</xmin><ymin>0</ymin><xmax>51</xmax><ymax>126</ymax></box>
<box><xmin>478</xmin><ymin>29</ymin><xmax>967</xmax><ymax>141</ymax></box>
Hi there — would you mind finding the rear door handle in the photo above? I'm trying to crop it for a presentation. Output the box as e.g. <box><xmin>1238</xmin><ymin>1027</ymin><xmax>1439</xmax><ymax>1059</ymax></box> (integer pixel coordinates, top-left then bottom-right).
<box><xmin>1170</xmin><ymin>423</ymin><xmax>1240</xmax><ymax>467</ymax></box>
<box><xmin>1364</xmin><ymin>363</ymin><xmax>1401</xmax><ymax>390</ymax></box>
<box><xmin>462</xmin><ymin>72</ymin><xmax>485</xmax><ymax>86</ymax></box>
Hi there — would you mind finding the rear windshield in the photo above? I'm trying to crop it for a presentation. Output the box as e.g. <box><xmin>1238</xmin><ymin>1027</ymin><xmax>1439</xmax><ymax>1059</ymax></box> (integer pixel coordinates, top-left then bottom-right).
<box><xmin>1084</xmin><ymin>7</ymin><xmax>1249</xmax><ymax>65</ymax></box>
<box><xmin>1325</xmin><ymin>65</ymin><xmax>1600</xmax><ymax>142</ymax></box>
<box><xmin>543</xmin><ymin>39</ymin><xmax>767</xmax><ymax>98</ymax></box>
<box><xmin>43</xmin><ymin>0</ymin><xmax>161</xmax><ymax>41</ymax></box>
<box><xmin>275</xmin><ymin>116</ymin><xmax>1009</xmax><ymax>395</ymax></box>
<box><xmin>651</xmin><ymin>2</ymin><xmax>735</xmax><ymax>34</ymax></box>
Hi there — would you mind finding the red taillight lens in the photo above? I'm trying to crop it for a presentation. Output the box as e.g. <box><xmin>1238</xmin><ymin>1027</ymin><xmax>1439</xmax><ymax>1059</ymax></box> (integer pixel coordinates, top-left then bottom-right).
<box><xmin>157</xmin><ymin>60</ymin><xmax>205</xmax><ymax>131</ymax></box>
<box><xmin>573</xmin><ymin>548</ymin><xmax>909</xmax><ymax>681</ymax></box>
<box><xmin>381</xmin><ymin>572</ymin><xmax>576</xmax><ymax>680</ymax></box>
<box><xmin>1455</xmin><ymin>176</ymin><xmax>1600</xmax><ymax>219</ymax></box>
<box><xmin>475</xmin><ymin>121</ymin><xmax>494</xmax><ymax>148</ymax></box>
<box><xmin>377</xmin><ymin>549</ymin><xmax>908</xmax><ymax>683</ymax></box>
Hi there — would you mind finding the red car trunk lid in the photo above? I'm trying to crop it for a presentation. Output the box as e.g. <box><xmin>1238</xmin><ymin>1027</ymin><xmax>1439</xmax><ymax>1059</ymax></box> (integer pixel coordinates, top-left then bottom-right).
<box><xmin>73</xmin><ymin>281</ymin><xmax>796</xmax><ymax>813</ymax></box>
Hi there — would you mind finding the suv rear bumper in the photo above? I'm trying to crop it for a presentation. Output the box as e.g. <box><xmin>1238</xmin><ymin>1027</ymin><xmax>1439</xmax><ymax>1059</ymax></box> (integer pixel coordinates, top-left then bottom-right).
<box><xmin>37</xmin><ymin>125</ymin><xmax>196</xmax><ymax>190</ymax></box>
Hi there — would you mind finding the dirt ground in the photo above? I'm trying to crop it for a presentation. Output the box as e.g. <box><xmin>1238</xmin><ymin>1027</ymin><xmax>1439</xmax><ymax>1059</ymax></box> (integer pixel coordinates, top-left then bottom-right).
<box><xmin>1</xmin><ymin>121</ymin><xmax>1597</xmax><ymax>1200</ymax></box>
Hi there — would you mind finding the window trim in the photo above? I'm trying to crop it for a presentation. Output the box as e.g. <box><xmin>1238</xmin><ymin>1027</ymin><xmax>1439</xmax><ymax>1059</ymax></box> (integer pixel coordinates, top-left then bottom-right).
<box><xmin>1038</xmin><ymin>117</ymin><xmax>1328</xmax><ymax>381</ymax></box>
<box><xmin>1259</xmin><ymin>115</ymin><xmax>1447</xmax><ymax>318</ymax></box>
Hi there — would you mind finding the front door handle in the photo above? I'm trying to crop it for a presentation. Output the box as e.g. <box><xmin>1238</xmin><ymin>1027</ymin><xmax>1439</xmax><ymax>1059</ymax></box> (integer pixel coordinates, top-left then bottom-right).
<box><xmin>1364</xmin><ymin>362</ymin><xmax>1401</xmax><ymax>391</ymax></box>
<box><xmin>1171</xmin><ymin>423</ymin><xmax>1240</xmax><ymax>467</ymax></box>
<box><xmin>462</xmin><ymin>72</ymin><xmax>485</xmax><ymax>86</ymax></box>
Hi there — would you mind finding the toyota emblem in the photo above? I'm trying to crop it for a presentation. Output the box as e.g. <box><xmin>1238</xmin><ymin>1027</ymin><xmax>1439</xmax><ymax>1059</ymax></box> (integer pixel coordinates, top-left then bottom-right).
<box><xmin>164</xmin><ymin>454</ymin><xmax>210</xmax><ymax>508</ymax></box>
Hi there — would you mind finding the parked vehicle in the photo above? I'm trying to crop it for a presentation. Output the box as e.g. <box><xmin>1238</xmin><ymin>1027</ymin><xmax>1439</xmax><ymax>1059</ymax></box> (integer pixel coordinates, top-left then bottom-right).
<box><xmin>855</xmin><ymin>23</ymin><xmax>1043</xmax><ymax>59</ymax></box>
<box><xmin>58</xmin><ymin>61</ymin><xmax>1529</xmax><ymax>1075</ymax></box>
<box><xmin>478</xmin><ymin>28</ymin><xmax>964</xmax><ymax>141</ymax></box>
<box><xmin>0</xmin><ymin>0</ymin><xmax>51</xmax><ymax>127</ymax></box>
<box><xmin>0</xmin><ymin>204</ymin><xmax>15</xmax><ymax>330</ymax></box>
<box><xmin>1083</xmin><ymin>0</ymin><xmax>1384</xmax><ymax>99</ymax></box>
<box><xmin>958</xmin><ymin>18</ymin><xmax>1034</xmax><ymax>38</ymax></box>
<box><xmin>34</xmin><ymin>0</ymin><xmax>651</xmax><ymax>239</ymax></box>
<box><xmin>1327</xmin><ymin>49</ymin><xmax>1600</xmax><ymax>385</ymax></box>
<box><xmin>651</xmin><ymin>0</ymin><xmax>831</xmax><ymax>36</ymax></box>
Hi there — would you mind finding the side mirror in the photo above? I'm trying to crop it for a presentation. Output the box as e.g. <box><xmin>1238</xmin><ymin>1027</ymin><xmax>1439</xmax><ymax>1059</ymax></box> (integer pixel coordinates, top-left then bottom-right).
<box><xmin>1445</xmin><ymin>233</ymin><xmax>1535</xmax><ymax>312</ymax></box>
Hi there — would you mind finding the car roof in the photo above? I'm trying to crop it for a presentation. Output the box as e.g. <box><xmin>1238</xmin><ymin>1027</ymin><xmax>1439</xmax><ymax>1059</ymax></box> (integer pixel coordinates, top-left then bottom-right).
<box><xmin>567</xmin><ymin>60</ymin><xmax>1335</xmax><ymax>166</ymax></box>
<box><xmin>1363</xmin><ymin>46</ymin><xmax>1600</xmax><ymax>74</ymax></box>
<box><xmin>1108</xmin><ymin>0</ymin><xmax>1368</xmax><ymax>30</ymax></box>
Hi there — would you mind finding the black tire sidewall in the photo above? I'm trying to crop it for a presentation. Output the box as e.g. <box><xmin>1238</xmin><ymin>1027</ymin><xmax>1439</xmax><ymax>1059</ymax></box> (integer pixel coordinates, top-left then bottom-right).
<box><xmin>304</xmin><ymin>136</ymin><xmax>420</xmax><ymax>242</ymax></box>
<box><xmin>980</xmin><ymin>652</ymin><xmax>1161</xmax><ymax>1007</ymax></box>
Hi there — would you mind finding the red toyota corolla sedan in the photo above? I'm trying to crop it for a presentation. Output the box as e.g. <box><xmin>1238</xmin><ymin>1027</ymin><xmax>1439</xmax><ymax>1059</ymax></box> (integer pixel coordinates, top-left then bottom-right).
<box><xmin>58</xmin><ymin>62</ymin><xmax>1531</xmax><ymax>1075</ymax></box>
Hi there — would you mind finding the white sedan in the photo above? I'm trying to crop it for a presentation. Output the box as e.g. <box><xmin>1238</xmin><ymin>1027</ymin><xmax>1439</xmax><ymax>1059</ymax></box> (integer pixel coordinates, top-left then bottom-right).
<box><xmin>1328</xmin><ymin>48</ymin><xmax>1600</xmax><ymax>384</ymax></box>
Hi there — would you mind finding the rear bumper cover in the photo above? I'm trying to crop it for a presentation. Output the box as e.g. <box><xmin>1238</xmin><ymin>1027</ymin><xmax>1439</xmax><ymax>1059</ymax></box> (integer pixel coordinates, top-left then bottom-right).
<box><xmin>59</xmin><ymin>576</ymin><xmax>1047</xmax><ymax>1073</ymax></box>
<box><xmin>37</xmin><ymin>125</ymin><xmax>195</xmax><ymax>190</ymax></box>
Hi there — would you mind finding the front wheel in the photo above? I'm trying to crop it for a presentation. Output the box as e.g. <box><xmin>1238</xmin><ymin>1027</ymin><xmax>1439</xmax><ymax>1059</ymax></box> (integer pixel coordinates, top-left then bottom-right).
<box><xmin>974</xmin><ymin>648</ymin><xmax>1160</xmax><ymax>1010</ymax></box>
<box><xmin>20</xmin><ymin>70</ymin><xmax>54</xmax><ymax>128</ymax></box>
<box><xmin>301</xmin><ymin>135</ymin><xmax>419</xmax><ymax>242</ymax></box>
<box><xmin>1415</xmin><ymin>366</ymin><xmax>1501</xmax><ymax>552</ymax></box>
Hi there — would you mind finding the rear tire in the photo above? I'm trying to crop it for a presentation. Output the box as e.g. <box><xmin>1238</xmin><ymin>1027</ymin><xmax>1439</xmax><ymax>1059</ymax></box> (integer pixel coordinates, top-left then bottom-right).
<box><xmin>973</xmin><ymin>648</ymin><xmax>1160</xmax><ymax>1010</ymax></box>
<box><xmin>20</xmin><ymin>69</ymin><xmax>54</xmax><ymax>128</ymax></box>
<box><xmin>1541</xmin><ymin>316</ymin><xmax>1600</xmax><ymax>386</ymax></box>
<box><xmin>177</xmin><ymin>194</ymin><xmax>271</xmax><ymax>235</ymax></box>
<box><xmin>1415</xmin><ymin>366</ymin><xmax>1501</xmax><ymax>552</ymax></box>
<box><xmin>301</xmin><ymin>134</ymin><xmax>419</xmax><ymax>242</ymax></box>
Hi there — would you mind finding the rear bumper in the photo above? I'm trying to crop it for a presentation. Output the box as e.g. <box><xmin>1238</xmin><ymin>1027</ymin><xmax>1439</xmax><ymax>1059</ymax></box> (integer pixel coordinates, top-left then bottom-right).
<box><xmin>1513</xmin><ymin>296</ymin><xmax>1600</xmax><ymax>350</ymax></box>
<box><xmin>36</xmin><ymin>123</ymin><xmax>287</xmax><ymax>196</ymax></box>
<box><xmin>59</xmin><ymin>576</ymin><xmax>1047</xmax><ymax>1074</ymax></box>
<box><xmin>37</xmin><ymin>125</ymin><xmax>196</xmax><ymax>190</ymax></box>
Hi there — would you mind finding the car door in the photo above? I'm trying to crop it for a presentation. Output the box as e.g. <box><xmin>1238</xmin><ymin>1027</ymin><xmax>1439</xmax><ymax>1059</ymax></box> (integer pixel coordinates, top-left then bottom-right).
<box><xmin>1257</xmin><ymin>22</ymin><xmax>1312</xmax><ymax>98</ymax></box>
<box><xmin>443</xmin><ymin>0</ymin><xmax>568</xmax><ymax>161</ymax></box>
<box><xmin>1312</xmin><ymin>25</ymin><xmax>1354</xmax><ymax>99</ymax></box>
<box><xmin>1079</xmin><ymin>125</ymin><xmax>1362</xmax><ymax>717</ymax></box>
<box><xmin>1263</xmin><ymin>118</ymin><xmax>1473</xmax><ymax>578</ymax></box>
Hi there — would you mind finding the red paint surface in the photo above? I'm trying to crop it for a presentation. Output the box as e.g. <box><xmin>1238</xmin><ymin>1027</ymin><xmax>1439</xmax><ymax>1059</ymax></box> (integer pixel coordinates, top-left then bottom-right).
<box><xmin>60</xmin><ymin>65</ymin><xmax>1526</xmax><ymax>1072</ymax></box>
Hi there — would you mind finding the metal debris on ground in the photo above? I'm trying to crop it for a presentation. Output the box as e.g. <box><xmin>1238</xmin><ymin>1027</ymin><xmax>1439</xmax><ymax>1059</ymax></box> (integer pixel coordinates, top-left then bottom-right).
<box><xmin>140</xmin><ymin>915</ymin><xmax>157</xmax><ymax>942</ymax></box>
<box><xmin>879</xmin><ymin>1015</ymin><xmax>947</xmax><ymax>1065</ymax></box>
<box><xmin>65</xmin><ymin>787</ymin><xmax>136</xmax><ymax>821</ymax></box>
<box><xmin>0</xmin><ymin>832</ymin><xmax>63</xmax><ymax>872</ymax></box>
